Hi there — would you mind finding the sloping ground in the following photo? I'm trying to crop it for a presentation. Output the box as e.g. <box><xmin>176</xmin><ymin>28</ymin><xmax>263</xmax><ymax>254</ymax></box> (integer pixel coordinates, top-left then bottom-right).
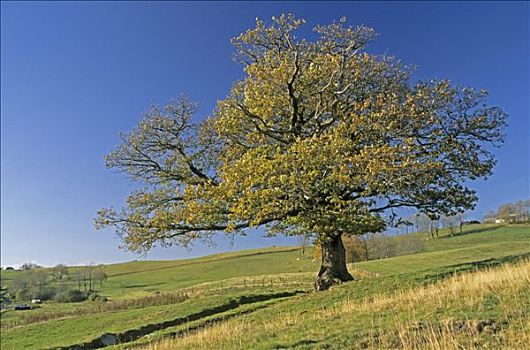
<box><xmin>141</xmin><ymin>259</ymin><xmax>530</xmax><ymax>349</ymax></box>
<box><xmin>0</xmin><ymin>246</ymin><xmax>317</xmax><ymax>301</ymax></box>
<box><xmin>1</xmin><ymin>224</ymin><xmax>529</xmax><ymax>349</ymax></box>
<box><xmin>0</xmin><ymin>287</ymin><xmax>309</xmax><ymax>350</ymax></box>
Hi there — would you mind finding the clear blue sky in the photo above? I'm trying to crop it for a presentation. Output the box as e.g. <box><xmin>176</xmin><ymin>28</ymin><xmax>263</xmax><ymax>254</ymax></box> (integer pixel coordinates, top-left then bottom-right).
<box><xmin>1</xmin><ymin>2</ymin><xmax>528</xmax><ymax>267</ymax></box>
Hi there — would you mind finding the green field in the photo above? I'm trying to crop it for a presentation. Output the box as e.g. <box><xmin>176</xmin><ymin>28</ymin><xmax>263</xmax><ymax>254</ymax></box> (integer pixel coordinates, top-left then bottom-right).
<box><xmin>1</xmin><ymin>224</ymin><xmax>529</xmax><ymax>349</ymax></box>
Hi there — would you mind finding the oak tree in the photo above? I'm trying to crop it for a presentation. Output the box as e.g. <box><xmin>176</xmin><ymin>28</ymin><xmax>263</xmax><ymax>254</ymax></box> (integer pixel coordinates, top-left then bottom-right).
<box><xmin>96</xmin><ymin>15</ymin><xmax>506</xmax><ymax>290</ymax></box>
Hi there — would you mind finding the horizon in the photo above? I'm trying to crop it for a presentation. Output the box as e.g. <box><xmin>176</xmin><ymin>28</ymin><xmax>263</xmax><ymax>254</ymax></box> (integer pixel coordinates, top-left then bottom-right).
<box><xmin>1</xmin><ymin>1</ymin><xmax>529</xmax><ymax>267</ymax></box>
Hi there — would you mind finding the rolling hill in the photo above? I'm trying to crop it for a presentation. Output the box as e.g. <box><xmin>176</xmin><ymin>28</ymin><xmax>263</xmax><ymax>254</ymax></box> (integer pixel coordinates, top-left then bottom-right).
<box><xmin>1</xmin><ymin>224</ymin><xmax>529</xmax><ymax>349</ymax></box>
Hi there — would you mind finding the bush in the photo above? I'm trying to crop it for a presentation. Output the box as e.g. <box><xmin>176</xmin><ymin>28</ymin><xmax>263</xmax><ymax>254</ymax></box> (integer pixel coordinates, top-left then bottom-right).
<box><xmin>365</xmin><ymin>232</ymin><xmax>425</xmax><ymax>260</ymax></box>
<box><xmin>31</xmin><ymin>286</ymin><xmax>57</xmax><ymax>301</ymax></box>
<box><xmin>55</xmin><ymin>289</ymin><xmax>87</xmax><ymax>303</ymax></box>
<box><xmin>87</xmin><ymin>292</ymin><xmax>107</xmax><ymax>302</ymax></box>
<box><xmin>313</xmin><ymin>233</ymin><xmax>426</xmax><ymax>263</ymax></box>
<box><xmin>365</xmin><ymin>233</ymin><xmax>395</xmax><ymax>260</ymax></box>
<box><xmin>343</xmin><ymin>236</ymin><xmax>369</xmax><ymax>263</ymax></box>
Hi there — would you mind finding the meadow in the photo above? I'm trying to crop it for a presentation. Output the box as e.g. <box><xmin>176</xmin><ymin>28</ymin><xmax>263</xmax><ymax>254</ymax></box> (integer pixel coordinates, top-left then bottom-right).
<box><xmin>1</xmin><ymin>224</ymin><xmax>529</xmax><ymax>349</ymax></box>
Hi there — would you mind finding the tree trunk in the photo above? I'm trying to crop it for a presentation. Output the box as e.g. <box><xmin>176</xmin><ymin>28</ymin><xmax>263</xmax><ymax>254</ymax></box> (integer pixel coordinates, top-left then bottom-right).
<box><xmin>315</xmin><ymin>234</ymin><xmax>354</xmax><ymax>291</ymax></box>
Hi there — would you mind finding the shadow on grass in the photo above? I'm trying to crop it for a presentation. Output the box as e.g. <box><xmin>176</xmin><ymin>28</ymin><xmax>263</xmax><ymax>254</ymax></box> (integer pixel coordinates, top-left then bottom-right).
<box><xmin>121</xmin><ymin>282</ymin><xmax>166</xmax><ymax>289</ymax></box>
<box><xmin>56</xmin><ymin>290</ymin><xmax>305</xmax><ymax>350</ymax></box>
<box><xmin>273</xmin><ymin>339</ymin><xmax>320</xmax><ymax>349</ymax></box>
<box><xmin>419</xmin><ymin>252</ymin><xmax>530</xmax><ymax>285</ymax></box>
<box><xmin>438</xmin><ymin>225</ymin><xmax>503</xmax><ymax>239</ymax></box>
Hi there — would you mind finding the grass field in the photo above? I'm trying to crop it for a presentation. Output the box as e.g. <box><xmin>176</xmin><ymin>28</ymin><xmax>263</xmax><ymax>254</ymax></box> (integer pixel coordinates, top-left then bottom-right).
<box><xmin>1</xmin><ymin>224</ymin><xmax>529</xmax><ymax>349</ymax></box>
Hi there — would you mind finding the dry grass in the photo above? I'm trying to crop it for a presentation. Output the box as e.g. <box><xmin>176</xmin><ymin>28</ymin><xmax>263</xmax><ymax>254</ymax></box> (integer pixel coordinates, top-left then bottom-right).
<box><xmin>335</xmin><ymin>258</ymin><xmax>530</xmax><ymax>315</ymax></box>
<box><xmin>140</xmin><ymin>260</ymin><xmax>530</xmax><ymax>350</ymax></box>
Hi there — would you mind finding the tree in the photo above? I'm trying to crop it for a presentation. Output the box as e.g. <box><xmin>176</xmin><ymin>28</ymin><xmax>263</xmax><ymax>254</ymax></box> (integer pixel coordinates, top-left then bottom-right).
<box><xmin>95</xmin><ymin>15</ymin><xmax>506</xmax><ymax>290</ymax></box>
<box><xmin>52</xmin><ymin>264</ymin><xmax>69</xmax><ymax>281</ymax></box>
<box><xmin>0</xmin><ymin>285</ymin><xmax>11</xmax><ymax>307</ymax></box>
<box><xmin>441</xmin><ymin>214</ymin><xmax>464</xmax><ymax>236</ymax></box>
<box><xmin>365</xmin><ymin>232</ymin><xmax>395</xmax><ymax>260</ymax></box>
<box><xmin>80</xmin><ymin>263</ymin><xmax>96</xmax><ymax>292</ymax></box>
<box><xmin>342</xmin><ymin>235</ymin><xmax>368</xmax><ymax>262</ymax></box>
<box><xmin>483</xmin><ymin>210</ymin><xmax>496</xmax><ymax>223</ymax></box>
<box><xmin>297</xmin><ymin>233</ymin><xmax>312</xmax><ymax>255</ymax></box>
<box><xmin>20</xmin><ymin>262</ymin><xmax>41</xmax><ymax>271</ymax></box>
<box><xmin>514</xmin><ymin>200</ymin><xmax>530</xmax><ymax>222</ymax></box>
<box><xmin>9</xmin><ymin>270</ymin><xmax>55</xmax><ymax>301</ymax></box>
<box><xmin>0</xmin><ymin>275</ymin><xmax>12</xmax><ymax>307</ymax></box>
<box><xmin>497</xmin><ymin>203</ymin><xmax>517</xmax><ymax>222</ymax></box>
<box><xmin>92</xmin><ymin>266</ymin><xmax>107</xmax><ymax>289</ymax></box>
<box><xmin>32</xmin><ymin>270</ymin><xmax>50</xmax><ymax>286</ymax></box>
<box><xmin>493</xmin><ymin>200</ymin><xmax>530</xmax><ymax>223</ymax></box>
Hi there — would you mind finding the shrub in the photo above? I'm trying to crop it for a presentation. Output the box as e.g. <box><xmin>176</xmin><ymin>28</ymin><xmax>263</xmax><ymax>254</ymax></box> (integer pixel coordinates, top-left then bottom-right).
<box><xmin>365</xmin><ymin>232</ymin><xmax>425</xmax><ymax>260</ymax></box>
<box><xmin>87</xmin><ymin>292</ymin><xmax>106</xmax><ymax>302</ymax></box>
<box><xmin>55</xmin><ymin>289</ymin><xmax>87</xmax><ymax>303</ymax></box>
<box><xmin>314</xmin><ymin>233</ymin><xmax>426</xmax><ymax>263</ymax></box>
<box><xmin>31</xmin><ymin>286</ymin><xmax>57</xmax><ymax>301</ymax></box>
<box><xmin>365</xmin><ymin>232</ymin><xmax>396</xmax><ymax>260</ymax></box>
<box><xmin>343</xmin><ymin>236</ymin><xmax>369</xmax><ymax>263</ymax></box>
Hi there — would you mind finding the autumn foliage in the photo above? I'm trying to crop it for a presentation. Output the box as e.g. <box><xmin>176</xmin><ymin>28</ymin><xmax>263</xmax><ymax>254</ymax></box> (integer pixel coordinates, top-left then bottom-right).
<box><xmin>96</xmin><ymin>15</ymin><xmax>506</xmax><ymax>289</ymax></box>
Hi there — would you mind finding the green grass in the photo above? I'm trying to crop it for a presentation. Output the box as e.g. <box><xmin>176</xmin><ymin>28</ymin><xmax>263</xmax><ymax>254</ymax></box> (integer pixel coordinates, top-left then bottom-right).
<box><xmin>1</xmin><ymin>224</ymin><xmax>529</xmax><ymax>349</ymax></box>
<box><xmin>1</xmin><ymin>246</ymin><xmax>317</xmax><ymax>301</ymax></box>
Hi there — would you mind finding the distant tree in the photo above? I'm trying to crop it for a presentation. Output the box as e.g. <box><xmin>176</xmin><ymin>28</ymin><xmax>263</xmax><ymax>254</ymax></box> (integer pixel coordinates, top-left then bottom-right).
<box><xmin>20</xmin><ymin>262</ymin><xmax>41</xmax><ymax>271</ymax></box>
<box><xmin>394</xmin><ymin>235</ymin><xmax>425</xmax><ymax>256</ymax></box>
<box><xmin>342</xmin><ymin>235</ymin><xmax>368</xmax><ymax>262</ymax></box>
<box><xmin>411</xmin><ymin>213</ymin><xmax>421</xmax><ymax>233</ymax></box>
<box><xmin>80</xmin><ymin>263</ymin><xmax>97</xmax><ymax>292</ymax></box>
<box><xmin>32</xmin><ymin>270</ymin><xmax>50</xmax><ymax>286</ymax></box>
<box><xmin>456</xmin><ymin>213</ymin><xmax>466</xmax><ymax>233</ymax></box>
<box><xmin>52</xmin><ymin>264</ymin><xmax>69</xmax><ymax>280</ymax></box>
<box><xmin>0</xmin><ymin>286</ymin><xmax>10</xmax><ymax>303</ymax></box>
<box><xmin>497</xmin><ymin>203</ymin><xmax>517</xmax><ymax>223</ymax></box>
<box><xmin>296</xmin><ymin>232</ymin><xmax>315</xmax><ymax>255</ymax></box>
<box><xmin>9</xmin><ymin>271</ymin><xmax>53</xmax><ymax>300</ymax></box>
<box><xmin>413</xmin><ymin>213</ymin><xmax>432</xmax><ymax>234</ymax></box>
<box><xmin>92</xmin><ymin>266</ymin><xmax>107</xmax><ymax>289</ymax></box>
<box><xmin>95</xmin><ymin>15</ymin><xmax>507</xmax><ymax>290</ymax></box>
<box><xmin>9</xmin><ymin>273</ymin><xmax>32</xmax><ymax>300</ymax></box>
<box><xmin>10</xmin><ymin>274</ymin><xmax>30</xmax><ymax>293</ymax></box>
<box><xmin>5</xmin><ymin>267</ymin><xmax>14</xmax><ymax>271</ymax></box>
<box><xmin>365</xmin><ymin>232</ymin><xmax>395</xmax><ymax>260</ymax></box>
<box><xmin>0</xmin><ymin>274</ymin><xmax>11</xmax><ymax>306</ymax></box>
<box><xmin>488</xmin><ymin>200</ymin><xmax>530</xmax><ymax>224</ymax></box>
<box><xmin>483</xmin><ymin>210</ymin><xmax>497</xmax><ymax>223</ymax></box>
<box><xmin>441</xmin><ymin>214</ymin><xmax>465</xmax><ymax>236</ymax></box>
<box><xmin>514</xmin><ymin>200</ymin><xmax>530</xmax><ymax>222</ymax></box>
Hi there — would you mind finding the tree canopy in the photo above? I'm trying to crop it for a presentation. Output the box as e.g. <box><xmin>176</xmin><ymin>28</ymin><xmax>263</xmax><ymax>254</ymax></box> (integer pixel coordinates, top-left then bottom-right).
<box><xmin>96</xmin><ymin>15</ymin><xmax>506</xmax><ymax>289</ymax></box>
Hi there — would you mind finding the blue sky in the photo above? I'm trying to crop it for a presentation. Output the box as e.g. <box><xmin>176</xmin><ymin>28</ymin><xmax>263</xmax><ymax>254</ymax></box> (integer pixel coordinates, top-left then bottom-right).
<box><xmin>1</xmin><ymin>2</ymin><xmax>528</xmax><ymax>267</ymax></box>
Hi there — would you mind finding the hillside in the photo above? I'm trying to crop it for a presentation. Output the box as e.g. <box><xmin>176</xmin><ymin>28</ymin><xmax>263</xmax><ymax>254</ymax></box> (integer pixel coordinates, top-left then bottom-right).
<box><xmin>1</xmin><ymin>224</ymin><xmax>529</xmax><ymax>349</ymax></box>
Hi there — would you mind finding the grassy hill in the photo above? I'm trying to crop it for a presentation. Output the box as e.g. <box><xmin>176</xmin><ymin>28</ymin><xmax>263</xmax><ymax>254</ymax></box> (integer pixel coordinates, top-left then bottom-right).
<box><xmin>1</xmin><ymin>224</ymin><xmax>529</xmax><ymax>349</ymax></box>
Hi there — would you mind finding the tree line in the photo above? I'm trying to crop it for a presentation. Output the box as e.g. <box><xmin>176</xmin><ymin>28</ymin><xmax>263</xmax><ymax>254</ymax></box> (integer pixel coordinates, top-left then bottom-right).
<box><xmin>484</xmin><ymin>200</ymin><xmax>530</xmax><ymax>224</ymax></box>
<box><xmin>1</xmin><ymin>263</ymin><xmax>107</xmax><ymax>305</ymax></box>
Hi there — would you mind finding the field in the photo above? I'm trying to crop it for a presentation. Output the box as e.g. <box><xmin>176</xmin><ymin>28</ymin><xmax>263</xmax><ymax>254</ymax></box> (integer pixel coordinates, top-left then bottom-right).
<box><xmin>1</xmin><ymin>224</ymin><xmax>529</xmax><ymax>349</ymax></box>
